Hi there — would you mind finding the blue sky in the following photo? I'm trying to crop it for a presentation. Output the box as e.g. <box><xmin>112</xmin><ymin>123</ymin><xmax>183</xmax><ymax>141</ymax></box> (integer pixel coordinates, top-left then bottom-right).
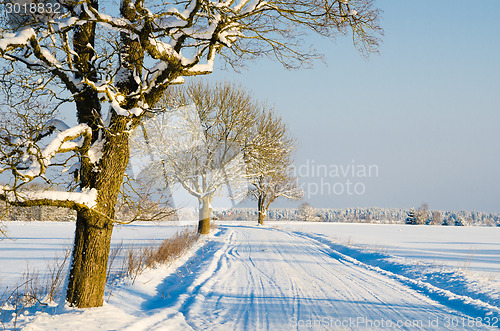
<box><xmin>206</xmin><ymin>0</ymin><xmax>500</xmax><ymax>213</ymax></box>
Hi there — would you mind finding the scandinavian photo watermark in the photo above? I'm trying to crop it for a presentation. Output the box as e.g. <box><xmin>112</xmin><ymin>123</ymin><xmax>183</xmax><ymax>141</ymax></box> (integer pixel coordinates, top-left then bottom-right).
<box><xmin>290</xmin><ymin>159</ymin><xmax>379</xmax><ymax>198</ymax></box>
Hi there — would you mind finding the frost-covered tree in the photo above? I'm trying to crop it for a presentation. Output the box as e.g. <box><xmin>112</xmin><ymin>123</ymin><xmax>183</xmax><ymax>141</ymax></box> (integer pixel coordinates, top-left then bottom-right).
<box><xmin>0</xmin><ymin>0</ymin><xmax>381</xmax><ymax>307</ymax></box>
<box><xmin>132</xmin><ymin>81</ymin><xmax>258</xmax><ymax>234</ymax></box>
<box><xmin>251</xmin><ymin>172</ymin><xmax>302</xmax><ymax>225</ymax></box>
<box><xmin>298</xmin><ymin>202</ymin><xmax>320</xmax><ymax>222</ymax></box>
<box><xmin>415</xmin><ymin>203</ymin><xmax>428</xmax><ymax>225</ymax></box>
<box><xmin>245</xmin><ymin>110</ymin><xmax>302</xmax><ymax>225</ymax></box>
<box><xmin>430</xmin><ymin>210</ymin><xmax>441</xmax><ymax>225</ymax></box>
<box><xmin>136</xmin><ymin>83</ymin><xmax>301</xmax><ymax>229</ymax></box>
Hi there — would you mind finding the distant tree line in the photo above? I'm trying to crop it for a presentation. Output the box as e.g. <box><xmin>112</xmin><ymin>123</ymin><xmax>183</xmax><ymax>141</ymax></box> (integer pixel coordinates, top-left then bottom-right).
<box><xmin>217</xmin><ymin>206</ymin><xmax>500</xmax><ymax>226</ymax></box>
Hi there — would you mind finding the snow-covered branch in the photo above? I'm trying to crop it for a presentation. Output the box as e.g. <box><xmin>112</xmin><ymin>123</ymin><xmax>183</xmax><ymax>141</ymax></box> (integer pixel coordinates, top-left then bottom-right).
<box><xmin>0</xmin><ymin>28</ymin><xmax>36</xmax><ymax>53</ymax></box>
<box><xmin>0</xmin><ymin>185</ymin><xmax>98</xmax><ymax>209</ymax></box>
<box><xmin>0</xmin><ymin>0</ymin><xmax>380</xmax><ymax>126</ymax></box>
<box><xmin>18</xmin><ymin>124</ymin><xmax>92</xmax><ymax>181</ymax></box>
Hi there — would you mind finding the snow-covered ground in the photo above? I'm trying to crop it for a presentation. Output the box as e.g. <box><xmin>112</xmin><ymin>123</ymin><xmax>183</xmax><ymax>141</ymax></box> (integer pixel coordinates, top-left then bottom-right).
<box><xmin>274</xmin><ymin>222</ymin><xmax>500</xmax><ymax>285</ymax></box>
<box><xmin>1</xmin><ymin>221</ymin><xmax>499</xmax><ymax>330</ymax></box>
<box><xmin>0</xmin><ymin>221</ymin><xmax>196</xmax><ymax>293</ymax></box>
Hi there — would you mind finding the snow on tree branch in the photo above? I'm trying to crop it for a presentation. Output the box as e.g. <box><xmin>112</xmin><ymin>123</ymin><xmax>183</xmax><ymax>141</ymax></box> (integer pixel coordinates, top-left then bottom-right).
<box><xmin>18</xmin><ymin>123</ymin><xmax>92</xmax><ymax>181</ymax></box>
<box><xmin>0</xmin><ymin>115</ymin><xmax>100</xmax><ymax>209</ymax></box>
<box><xmin>0</xmin><ymin>120</ymin><xmax>93</xmax><ymax>206</ymax></box>
<box><xmin>0</xmin><ymin>185</ymin><xmax>98</xmax><ymax>209</ymax></box>
<box><xmin>0</xmin><ymin>28</ymin><xmax>35</xmax><ymax>53</ymax></box>
<box><xmin>0</xmin><ymin>0</ymin><xmax>380</xmax><ymax>123</ymax></box>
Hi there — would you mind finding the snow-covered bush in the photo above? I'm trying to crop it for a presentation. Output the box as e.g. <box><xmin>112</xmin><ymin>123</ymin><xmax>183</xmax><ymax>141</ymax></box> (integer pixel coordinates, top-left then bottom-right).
<box><xmin>298</xmin><ymin>203</ymin><xmax>321</xmax><ymax>222</ymax></box>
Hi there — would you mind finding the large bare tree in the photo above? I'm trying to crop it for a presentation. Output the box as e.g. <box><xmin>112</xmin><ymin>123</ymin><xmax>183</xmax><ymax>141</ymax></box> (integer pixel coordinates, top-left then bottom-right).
<box><xmin>0</xmin><ymin>0</ymin><xmax>381</xmax><ymax>307</ymax></box>
<box><xmin>132</xmin><ymin>81</ymin><xmax>257</xmax><ymax>234</ymax></box>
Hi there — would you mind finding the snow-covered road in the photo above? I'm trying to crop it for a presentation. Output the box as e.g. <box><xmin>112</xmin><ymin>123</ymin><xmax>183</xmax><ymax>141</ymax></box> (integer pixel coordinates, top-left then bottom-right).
<box><xmin>117</xmin><ymin>225</ymin><xmax>490</xmax><ymax>330</ymax></box>
<box><xmin>19</xmin><ymin>224</ymin><xmax>498</xmax><ymax>330</ymax></box>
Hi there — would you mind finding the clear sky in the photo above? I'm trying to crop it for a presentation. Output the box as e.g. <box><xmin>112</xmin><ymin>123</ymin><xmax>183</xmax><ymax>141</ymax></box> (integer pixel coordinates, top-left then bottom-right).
<box><xmin>205</xmin><ymin>0</ymin><xmax>500</xmax><ymax>213</ymax></box>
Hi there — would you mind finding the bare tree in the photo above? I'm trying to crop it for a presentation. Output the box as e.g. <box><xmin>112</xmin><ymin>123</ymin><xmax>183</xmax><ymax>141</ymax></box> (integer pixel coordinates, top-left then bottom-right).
<box><xmin>430</xmin><ymin>210</ymin><xmax>441</xmax><ymax>225</ymax></box>
<box><xmin>132</xmin><ymin>81</ymin><xmax>258</xmax><ymax>234</ymax></box>
<box><xmin>245</xmin><ymin>110</ymin><xmax>302</xmax><ymax>225</ymax></box>
<box><xmin>415</xmin><ymin>203</ymin><xmax>429</xmax><ymax>225</ymax></box>
<box><xmin>134</xmin><ymin>82</ymin><xmax>301</xmax><ymax>228</ymax></box>
<box><xmin>0</xmin><ymin>0</ymin><xmax>381</xmax><ymax>307</ymax></box>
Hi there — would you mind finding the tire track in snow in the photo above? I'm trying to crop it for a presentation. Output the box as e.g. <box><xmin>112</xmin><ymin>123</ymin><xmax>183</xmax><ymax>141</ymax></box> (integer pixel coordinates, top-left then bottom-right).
<box><xmin>125</xmin><ymin>225</ymin><xmax>494</xmax><ymax>330</ymax></box>
<box><xmin>121</xmin><ymin>228</ymin><xmax>237</xmax><ymax>330</ymax></box>
<box><xmin>274</xmin><ymin>228</ymin><xmax>445</xmax><ymax>327</ymax></box>
<box><xmin>291</xmin><ymin>230</ymin><xmax>500</xmax><ymax>328</ymax></box>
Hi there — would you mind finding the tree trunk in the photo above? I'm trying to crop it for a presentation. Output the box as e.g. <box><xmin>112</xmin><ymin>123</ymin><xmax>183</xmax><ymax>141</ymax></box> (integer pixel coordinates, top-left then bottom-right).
<box><xmin>66</xmin><ymin>209</ymin><xmax>113</xmax><ymax>307</ymax></box>
<box><xmin>65</xmin><ymin>0</ymin><xmax>142</xmax><ymax>305</ymax></box>
<box><xmin>64</xmin><ymin>0</ymin><xmax>155</xmax><ymax>308</ymax></box>
<box><xmin>258</xmin><ymin>210</ymin><xmax>265</xmax><ymax>225</ymax></box>
<box><xmin>198</xmin><ymin>196</ymin><xmax>212</xmax><ymax>234</ymax></box>
<box><xmin>257</xmin><ymin>192</ymin><xmax>266</xmax><ymax>225</ymax></box>
<box><xmin>66</xmin><ymin>115</ymin><xmax>130</xmax><ymax>307</ymax></box>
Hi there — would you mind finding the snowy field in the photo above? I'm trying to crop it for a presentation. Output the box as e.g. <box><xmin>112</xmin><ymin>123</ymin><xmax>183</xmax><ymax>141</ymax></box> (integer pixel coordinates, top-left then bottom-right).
<box><xmin>1</xmin><ymin>221</ymin><xmax>499</xmax><ymax>330</ymax></box>
<box><xmin>0</xmin><ymin>221</ymin><xmax>197</xmax><ymax>293</ymax></box>
<box><xmin>274</xmin><ymin>222</ymin><xmax>500</xmax><ymax>285</ymax></box>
